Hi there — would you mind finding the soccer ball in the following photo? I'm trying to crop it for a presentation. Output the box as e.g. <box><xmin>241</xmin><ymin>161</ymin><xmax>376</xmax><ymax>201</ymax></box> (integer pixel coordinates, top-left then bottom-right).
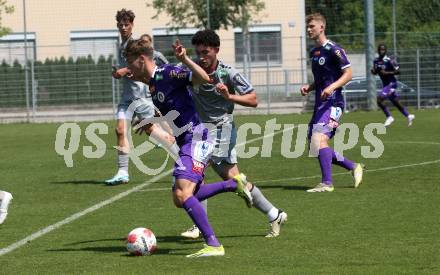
<box><xmin>126</xmin><ymin>227</ymin><xmax>157</xmax><ymax>256</ymax></box>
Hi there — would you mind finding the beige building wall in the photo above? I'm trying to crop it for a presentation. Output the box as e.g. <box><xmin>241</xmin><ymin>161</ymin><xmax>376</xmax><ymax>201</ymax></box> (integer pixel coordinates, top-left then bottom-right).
<box><xmin>3</xmin><ymin>0</ymin><xmax>305</xmax><ymax>71</ymax></box>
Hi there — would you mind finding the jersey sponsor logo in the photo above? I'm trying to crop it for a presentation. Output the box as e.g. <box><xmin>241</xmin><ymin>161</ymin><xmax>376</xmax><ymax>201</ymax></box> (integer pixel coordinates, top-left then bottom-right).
<box><xmin>157</xmin><ymin>91</ymin><xmax>165</xmax><ymax>103</ymax></box>
<box><xmin>169</xmin><ymin>70</ymin><xmax>188</xmax><ymax>79</ymax></box>
<box><xmin>192</xmin><ymin>160</ymin><xmax>205</xmax><ymax>175</ymax></box>
<box><xmin>335</xmin><ymin>49</ymin><xmax>342</xmax><ymax>59</ymax></box>
<box><xmin>318</xmin><ymin>57</ymin><xmax>326</xmax><ymax>65</ymax></box>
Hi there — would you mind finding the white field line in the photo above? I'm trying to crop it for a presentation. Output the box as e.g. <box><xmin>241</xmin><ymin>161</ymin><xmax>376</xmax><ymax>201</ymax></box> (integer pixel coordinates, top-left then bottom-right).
<box><xmin>0</xmin><ymin>124</ymin><xmax>295</xmax><ymax>256</ymax></box>
<box><xmin>2</xmin><ymin>128</ymin><xmax>437</xmax><ymax>256</ymax></box>
<box><xmin>254</xmin><ymin>140</ymin><xmax>440</xmax><ymax>184</ymax></box>
<box><xmin>137</xmin><ymin>187</ymin><xmax>170</xmax><ymax>192</ymax></box>
<box><xmin>135</xmin><ymin>160</ymin><xmax>440</xmax><ymax>187</ymax></box>
<box><xmin>0</xmin><ymin>170</ymin><xmax>173</xmax><ymax>256</ymax></box>
<box><xmin>253</xmin><ymin>158</ymin><xmax>440</xmax><ymax>184</ymax></box>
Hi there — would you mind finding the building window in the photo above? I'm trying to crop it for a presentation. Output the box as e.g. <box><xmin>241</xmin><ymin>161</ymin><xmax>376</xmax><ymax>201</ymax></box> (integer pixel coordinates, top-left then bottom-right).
<box><xmin>234</xmin><ymin>25</ymin><xmax>282</xmax><ymax>65</ymax></box>
<box><xmin>0</xmin><ymin>32</ymin><xmax>36</xmax><ymax>64</ymax></box>
<box><xmin>152</xmin><ymin>28</ymin><xmax>199</xmax><ymax>62</ymax></box>
<box><xmin>70</xmin><ymin>30</ymin><xmax>118</xmax><ymax>61</ymax></box>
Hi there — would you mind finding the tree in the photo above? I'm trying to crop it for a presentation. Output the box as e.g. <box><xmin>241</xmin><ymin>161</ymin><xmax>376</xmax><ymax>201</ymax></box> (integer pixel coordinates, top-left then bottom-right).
<box><xmin>306</xmin><ymin>0</ymin><xmax>440</xmax><ymax>51</ymax></box>
<box><xmin>147</xmin><ymin>0</ymin><xmax>264</xmax><ymax>30</ymax></box>
<box><xmin>147</xmin><ymin>0</ymin><xmax>265</xmax><ymax>75</ymax></box>
<box><xmin>0</xmin><ymin>0</ymin><xmax>14</xmax><ymax>37</ymax></box>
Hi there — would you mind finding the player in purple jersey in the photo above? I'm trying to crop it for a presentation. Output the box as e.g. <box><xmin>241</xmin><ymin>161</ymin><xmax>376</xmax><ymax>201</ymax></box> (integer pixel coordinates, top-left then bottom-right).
<box><xmin>371</xmin><ymin>44</ymin><xmax>415</xmax><ymax>127</ymax></box>
<box><xmin>125</xmin><ymin>38</ymin><xmax>253</xmax><ymax>258</ymax></box>
<box><xmin>300</xmin><ymin>13</ymin><xmax>364</xmax><ymax>192</ymax></box>
<box><xmin>180</xmin><ymin>29</ymin><xmax>287</xmax><ymax>239</ymax></box>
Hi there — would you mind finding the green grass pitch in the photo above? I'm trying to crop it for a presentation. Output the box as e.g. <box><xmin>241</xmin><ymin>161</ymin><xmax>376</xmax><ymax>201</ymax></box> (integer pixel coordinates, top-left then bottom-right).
<box><xmin>0</xmin><ymin>109</ymin><xmax>439</xmax><ymax>274</ymax></box>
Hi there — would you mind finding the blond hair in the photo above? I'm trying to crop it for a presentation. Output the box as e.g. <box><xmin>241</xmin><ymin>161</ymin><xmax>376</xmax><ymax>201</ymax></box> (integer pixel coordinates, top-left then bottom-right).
<box><xmin>306</xmin><ymin>13</ymin><xmax>326</xmax><ymax>28</ymax></box>
<box><xmin>140</xmin><ymin>34</ymin><xmax>153</xmax><ymax>46</ymax></box>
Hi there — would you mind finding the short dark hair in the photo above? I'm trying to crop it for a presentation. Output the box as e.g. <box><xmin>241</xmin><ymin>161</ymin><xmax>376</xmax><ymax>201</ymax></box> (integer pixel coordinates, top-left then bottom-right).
<box><xmin>116</xmin><ymin>9</ymin><xmax>135</xmax><ymax>23</ymax></box>
<box><xmin>191</xmin><ymin>29</ymin><xmax>220</xmax><ymax>47</ymax></box>
<box><xmin>378</xmin><ymin>44</ymin><xmax>387</xmax><ymax>51</ymax></box>
<box><xmin>125</xmin><ymin>39</ymin><xmax>154</xmax><ymax>60</ymax></box>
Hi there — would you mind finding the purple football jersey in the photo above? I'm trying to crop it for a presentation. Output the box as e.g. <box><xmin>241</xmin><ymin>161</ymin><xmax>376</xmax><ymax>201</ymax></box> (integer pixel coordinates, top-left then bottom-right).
<box><xmin>310</xmin><ymin>40</ymin><xmax>351</xmax><ymax>110</ymax></box>
<box><xmin>148</xmin><ymin>64</ymin><xmax>201</xmax><ymax>145</ymax></box>
<box><xmin>148</xmin><ymin>64</ymin><xmax>212</xmax><ymax>184</ymax></box>
<box><xmin>373</xmin><ymin>55</ymin><xmax>399</xmax><ymax>86</ymax></box>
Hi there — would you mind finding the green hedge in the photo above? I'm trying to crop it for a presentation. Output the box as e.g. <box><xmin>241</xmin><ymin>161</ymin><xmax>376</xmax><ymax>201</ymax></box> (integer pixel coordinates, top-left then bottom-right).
<box><xmin>0</xmin><ymin>55</ymin><xmax>115</xmax><ymax>108</ymax></box>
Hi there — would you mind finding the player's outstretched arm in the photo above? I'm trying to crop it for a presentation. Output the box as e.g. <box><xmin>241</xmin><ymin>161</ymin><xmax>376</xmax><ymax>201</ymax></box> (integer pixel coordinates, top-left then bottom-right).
<box><xmin>215</xmin><ymin>83</ymin><xmax>258</xmax><ymax>107</ymax></box>
<box><xmin>112</xmin><ymin>66</ymin><xmax>131</xmax><ymax>79</ymax></box>
<box><xmin>172</xmin><ymin>39</ymin><xmax>209</xmax><ymax>86</ymax></box>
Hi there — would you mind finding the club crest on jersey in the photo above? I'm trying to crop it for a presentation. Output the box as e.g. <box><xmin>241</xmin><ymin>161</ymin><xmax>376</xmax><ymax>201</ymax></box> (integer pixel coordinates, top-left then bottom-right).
<box><xmin>218</xmin><ymin>68</ymin><xmax>228</xmax><ymax>78</ymax></box>
<box><xmin>157</xmin><ymin>91</ymin><xmax>165</xmax><ymax>103</ymax></box>
<box><xmin>318</xmin><ymin>57</ymin><xmax>326</xmax><ymax>65</ymax></box>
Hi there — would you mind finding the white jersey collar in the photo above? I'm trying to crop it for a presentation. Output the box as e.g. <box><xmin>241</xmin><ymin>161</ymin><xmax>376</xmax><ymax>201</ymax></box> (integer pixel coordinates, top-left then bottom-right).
<box><xmin>322</xmin><ymin>39</ymin><xmax>331</xmax><ymax>47</ymax></box>
<box><xmin>151</xmin><ymin>65</ymin><xmax>158</xmax><ymax>79</ymax></box>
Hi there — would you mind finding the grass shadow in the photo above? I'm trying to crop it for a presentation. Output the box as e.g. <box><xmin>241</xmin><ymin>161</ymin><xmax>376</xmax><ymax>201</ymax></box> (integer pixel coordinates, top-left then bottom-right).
<box><xmin>257</xmin><ymin>184</ymin><xmax>311</xmax><ymax>191</ymax></box>
<box><xmin>51</xmin><ymin>180</ymin><xmax>105</xmax><ymax>185</ymax></box>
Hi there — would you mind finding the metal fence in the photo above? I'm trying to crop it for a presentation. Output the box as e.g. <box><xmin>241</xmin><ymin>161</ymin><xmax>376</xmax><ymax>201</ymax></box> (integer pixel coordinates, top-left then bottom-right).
<box><xmin>0</xmin><ymin>42</ymin><xmax>439</xmax><ymax>123</ymax></box>
<box><xmin>0</xmin><ymin>37</ymin><xmax>307</xmax><ymax>122</ymax></box>
<box><xmin>337</xmin><ymin>48</ymin><xmax>440</xmax><ymax>113</ymax></box>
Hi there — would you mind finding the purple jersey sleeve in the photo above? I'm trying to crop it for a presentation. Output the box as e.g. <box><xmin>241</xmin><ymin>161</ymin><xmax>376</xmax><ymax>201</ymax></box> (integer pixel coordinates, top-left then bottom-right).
<box><xmin>332</xmin><ymin>46</ymin><xmax>351</xmax><ymax>70</ymax></box>
<box><xmin>389</xmin><ymin>57</ymin><xmax>399</xmax><ymax>70</ymax></box>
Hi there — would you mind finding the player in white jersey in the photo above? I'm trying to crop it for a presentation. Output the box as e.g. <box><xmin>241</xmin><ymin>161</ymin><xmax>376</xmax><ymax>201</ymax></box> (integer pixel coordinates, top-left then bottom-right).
<box><xmin>139</xmin><ymin>34</ymin><xmax>169</xmax><ymax>66</ymax></box>
<box><xmin>0</xmin><ymin>190</ymin><xmax>13</xmax><ymax>224</ymax></box>
<box><xmin>180</xmin><ymin>29</ymin><xmax>287</xmax><ymax>238</ymax></box>
<box><xmin>105</xmin><ymin>9</ymin><xmax>174</xmax><ymax>185</ymax></box>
